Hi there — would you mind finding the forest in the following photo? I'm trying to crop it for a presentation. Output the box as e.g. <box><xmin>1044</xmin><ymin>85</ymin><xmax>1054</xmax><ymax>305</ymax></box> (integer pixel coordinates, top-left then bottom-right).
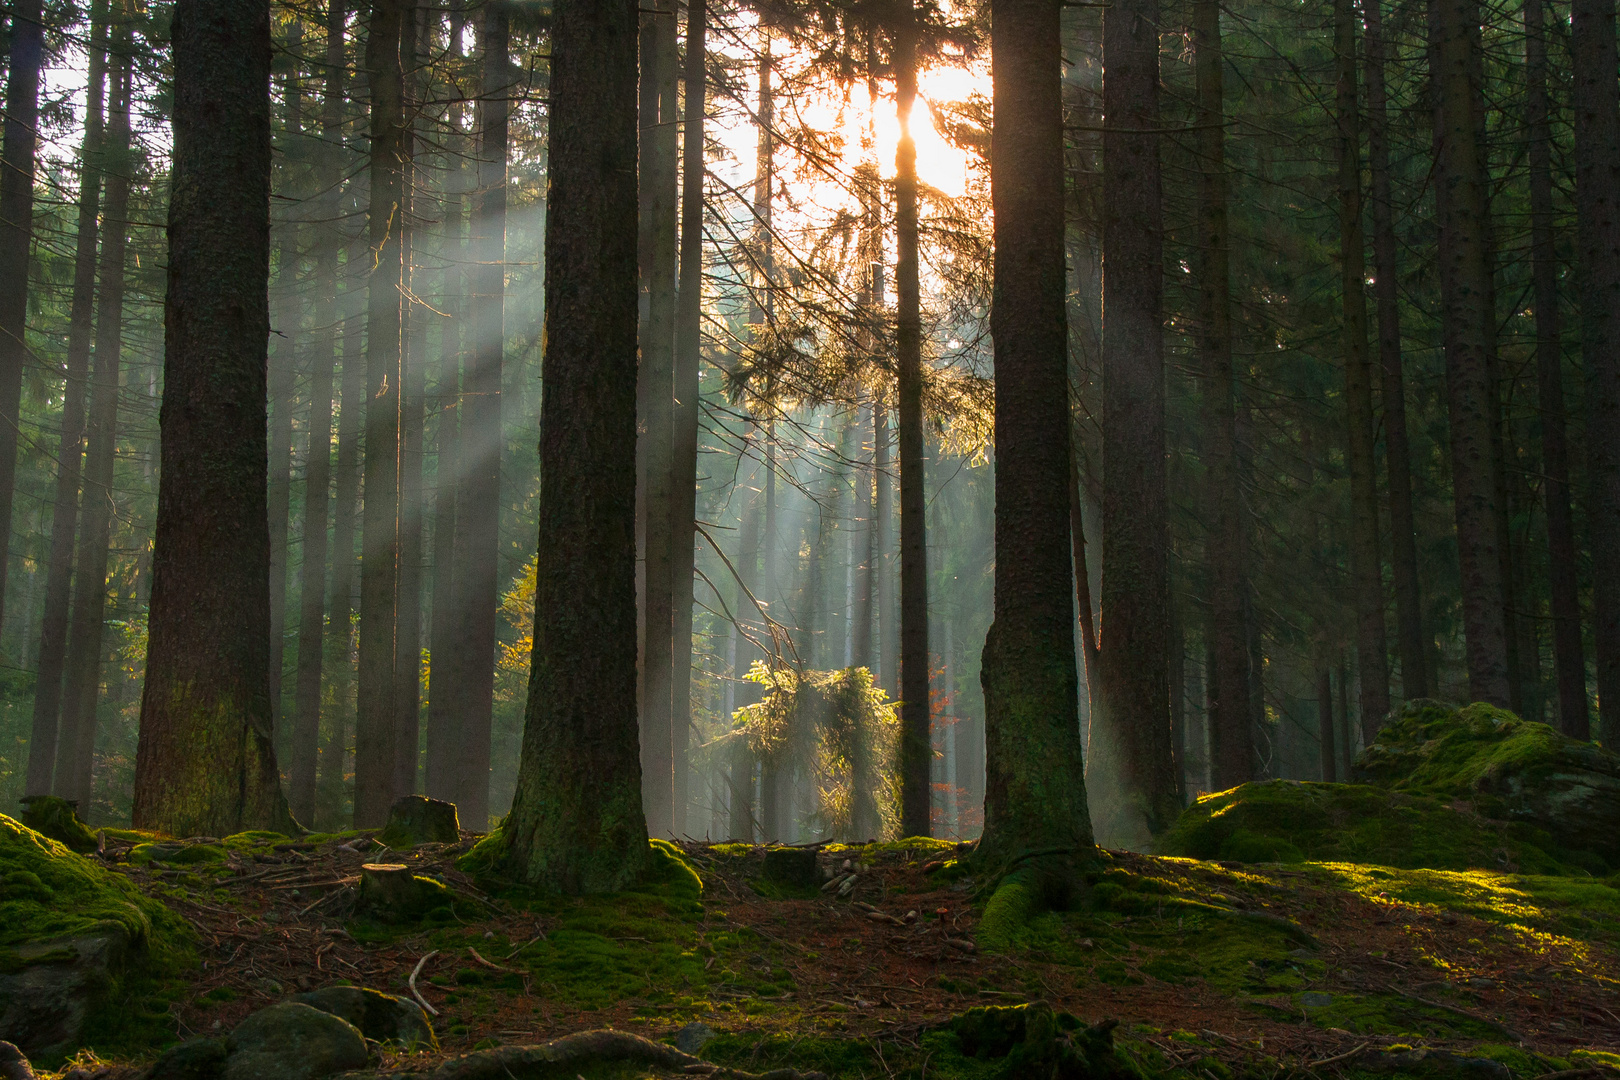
<box><xmin>0</xmin><ymin>0</ymin><xmax>1615</xmax><ymax>1076</ymax></box>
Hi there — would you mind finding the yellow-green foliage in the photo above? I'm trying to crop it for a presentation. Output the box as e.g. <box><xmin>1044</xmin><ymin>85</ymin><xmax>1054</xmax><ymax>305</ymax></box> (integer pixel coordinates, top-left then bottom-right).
<box><xmin>730</xmin><ymin>663</ymin><xmax>900</xmax><ymax>840</ymax></box>
<box><xmin>1358</xmin><ymin>702</ymin><xmax>1567</xmax><ymax>793</ymax></box>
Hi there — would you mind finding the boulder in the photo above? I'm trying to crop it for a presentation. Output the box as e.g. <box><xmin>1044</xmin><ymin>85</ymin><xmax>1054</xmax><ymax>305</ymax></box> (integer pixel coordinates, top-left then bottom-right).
<box><xmin>0</xmin><ymin>931</ymin><xmax>128</xmax><ymax>1059</ymax></box>
<box><xmin>144</xmin><ymin>1038</ymin><xmax>228</xmax><ymax>1080</ymax></box>
<box><xmin>949</xmin><ymin>1002</ymin><xmax>1134</xmax><ymax>1080</ymax></box>
<box><xmin>292</xmin><ymin>985</ymin><xmax>436</xmax><ymax>1050</ymax></box>
<box><xmin>0</xmin><ymin>1041</ymin><xmax>35</xmax><ymax>1080</ymax></box>
<box><xmin>223</xmin><ymin>1002</ymin><xmax>368</xmax><ymax>1080</ymax></box>
<box><xmin>377</xmin><ymin>796</ymin><xmax>459</xmax><ymax>849</ymax></box>
<box><xmin>16</xmin><ymin>798</ymin><xmax>95</xmax><ymax>855</ymax></box>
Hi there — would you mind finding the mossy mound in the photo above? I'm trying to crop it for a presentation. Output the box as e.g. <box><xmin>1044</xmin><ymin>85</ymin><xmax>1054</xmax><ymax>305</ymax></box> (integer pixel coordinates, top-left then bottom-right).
<box><xmin>18</xmin><ymin>796</ymin><xmax>97</xmax><ymax>853</ymax></box>
<box><xmin>1161</xmin><ymin>701</ymin><xmax>1619</xmax><ymax>874</ymax></box>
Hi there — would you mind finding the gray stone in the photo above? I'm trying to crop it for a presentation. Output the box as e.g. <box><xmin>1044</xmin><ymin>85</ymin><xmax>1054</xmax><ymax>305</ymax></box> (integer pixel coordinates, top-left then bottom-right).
<box><xmin>1361</xmin><ymin>1047</ymin><xmax>1512</xmax><ymax>1080</ymax></box>
<box><xmin>0</xmin><ymin>1041</ymin><xmax>35</xmax><ymax>1080</ymax></box>
<box><xmin>143</xmin><ymin>1038</ymin><xmax>228</xmax><ymax>1080</ymax></box>
<box><xmin>292</xmin><ymin>985</ymin><xmax>437</xmax><ymax>1050</ymax></box>
<box><xmin>0</xmin><ymin>929</ymin><xmax>128</xmax><ymax>1058</ymax></box>
<box><xmin>1300</xmin><ymin>993</ymin><xmax>1333</xmax><ymax>1009</ymax></box>
<box><xmin>674</xmin><ymin>1021</ymin><xmax>714</xmax><ymax>1054</ymax></box>
<box><xmin>223</xmin><ymin>1002</ymin><xmax>368</xmax><ymax>1080</ymax></box>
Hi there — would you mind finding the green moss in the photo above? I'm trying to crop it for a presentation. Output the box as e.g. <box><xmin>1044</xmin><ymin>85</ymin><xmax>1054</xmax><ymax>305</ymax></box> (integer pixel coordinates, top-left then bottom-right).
<box><xmin>128</xmin><ymin>842</ymin><xmax>229</xmax><ymax>866</ymax></box>
<box><xmin>977</xmin><ymin>876</ymin><xmax>1042</xmax><ymax>950</ymax></box>
<box><xmin>824</xmin><ymin>836</ymin><xmax>959</xmax><ymax>859</ymax></box>
<box><xmin>19</xmin><ymin>796</ymin><xmax>98</xmax><ymax>853</ymax></box>
<box><xmin>220</xmin><ymin>831</ymin><xmax>289</xmax><ymax>850</ymax></box>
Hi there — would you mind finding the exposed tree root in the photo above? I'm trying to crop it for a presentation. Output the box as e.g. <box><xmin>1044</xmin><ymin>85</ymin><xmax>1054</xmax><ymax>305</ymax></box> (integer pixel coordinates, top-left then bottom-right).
<box><xmin>355</xmin><ymin>1029</ymin><xmax>828</xmax><ymax>1080</ymax></box>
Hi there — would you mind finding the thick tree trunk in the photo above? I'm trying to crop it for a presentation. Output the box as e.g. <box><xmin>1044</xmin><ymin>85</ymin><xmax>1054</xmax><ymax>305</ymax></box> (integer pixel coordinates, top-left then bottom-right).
<box><xmin>638</xmin><ymin>2</ymin><xmax>679</xmax><ymax>838</ymax></box>
<box><xmin>1337</xmin><ymin>0</ymin><xmax>1392</xmax><ymax>734</ymax></box>
<box><xmin>133</xmin><ymin>0</ymin><xmax>295</xmax><ymax>838</ymax></box>
<box><xmin>876</xmin><ymin>405</ymin><xmax>896</xmax><ymax>699</ymax></box>
<box><xmin>356</xmin><ymin>0</ymin><xmax>408</xmax><ymax>828</ymax></box>
<box><xmin>669</xmin><ymin>0</ymin><xmax>708</xmax><ymax>837</ymax></box>
<box><xmin>1194</xmin><ymin>0</ymin><xmax>1253</xmax><ymax>790</ymax></box>
<box><xmin>0</xmin><ymin>0</ymin><xmax>45</xmax><ymax>646</ymax></box>
<box><xmin>453</xmin><ymin>4</ymin><xmax>508</xmax><ymax>829</ymax></box>
<box><xmin>26</xmin><ymin>3</ymin><xmax>107</xmax><ymax>797</ymax></box>
<box><xmin>1097</xmin><ymin>0</ymin><xmax>1177</xmax><ymax>843</ymax></box>
<box><xmin>1573</xmin><ymin>0</ymin><xmax>1620</xmax><ymax>742</ymax></box>
<box><xmin>978</xmin><ymin>0</ymin><xmax>1094</xmax><ymax>873</ymax></box>
<box><xmin>55</xmin><ymin>51</ymin><xmax>133</xmax><ymax>811</ymax></box>
<box><xmin>290</xmin><ymin>1</ymin><xmax>348</xmax><ymax>826</ymax></box>
<box><xmin>1430</xmin><ymin>0</ymin><xmax>1511</xmax><ymax>705</ymax></box>
<box><xmin>1364</xmin><ymin>0</ymin><xmax>1428</xmax><ymax>699</ymax></box>
<box><xmin>894</xmin><ymin>0</ymin><xmax>932</xmax><ymax>839</ymax></box>
<box><xmin>503</xmin><ymin>0</ymin><xmax>651</xmax><ymax>892</ymax></box>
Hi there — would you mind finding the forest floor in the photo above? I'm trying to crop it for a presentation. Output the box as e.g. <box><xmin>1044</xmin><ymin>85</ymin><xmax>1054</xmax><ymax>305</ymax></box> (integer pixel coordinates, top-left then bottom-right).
<box><xmin>96</xmin><ymin>830</ymin><xmax>1620</xmax><ymax>1079</ymax></box>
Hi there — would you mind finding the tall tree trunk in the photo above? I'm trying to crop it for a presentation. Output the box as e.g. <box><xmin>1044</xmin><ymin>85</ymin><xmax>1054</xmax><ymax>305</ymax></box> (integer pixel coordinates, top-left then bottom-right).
<box><xmin>268</xmin><ymin>23</ymin><xmax>305</xmax><ymax>748</ymax></box>
<box><xmin>1194</xmin><ymin>0</ymin><xmax>1253</xmax><ymax>790</ymax></box>
<box><xmin>356</xmin><ymin>0</ymin><xmax>408</xmax><ymax>827</ymax></box>
<box><xmin>727</xmin><ymin>476</ymin><xmax>761</xmax><ymax>842</ymax></box>
<box><xmin>978</xmin><ymin>0</ymin><xmax>1094</xmax><ymax>873</ymax></box>
<box><xmin>26</xmin><ymin>2</ymin><xmax>107</xmax><ymax>797</ymax></box>
<box><xmin>1430</xmin><ymin>0</ymin><xmax>1511</xmax><ymax>705</ymax></box>
<box><xmin>289</xmin><ymin>0</ymin><xmax>348</xmax><ymax>825</ymax></box>
<box><xmin>426</xmin><ymin>2</ymin><xmax>466</xmax><ymax>805</ymax></box>
<box><xmin>894</xmin><ymin>0</ymin><xmax>932</xmax><ymax>839</ymax></box>
<box><xmin>0</xmin><ymin>0</ymin><xmax>44</xmax><ymax>646</ymax></box>
<box><xmin>1337</xmin><ymin>0</ymin><xmax>1392</xmax><ymax>734</ymax></box>
<box><xmin>1097</xmin><ymin>0</ymin><xmax>1177</xmax><ymax>842</ymax></box>
<box><xmin>877</xmin><ymin>404</ymin><xmax>896</xmax><ymax>698</ymax></box>
<box><xmin>454</xmin><ymin>3</ymin><xmax>508</xmax><ymax>829</ymax></box>
<box><xmin>1573</xmin><ymin>0</ymin><xmax>1620</xmax><ymax>742</ymax></box>
<box><xmin>503</xmin><ymin>0</ymin><xmax>650</xmax><ymax>893</ymax></box>
<box><xmin>133</xmin><ymin>0</ymin><xmax>295</xmax><ymax>837</ymax></box>
<box><xmin>1526</xmin><ymin>0</ymin><xmax>1586</xmax><ymax>737</ymax></box>
<box><xmin>670</xmin><ymin>0</ymin><xmax>708</xmax><ymax>837</ymax></box>
<box><xmin>638</xmin><ymin>1</ymin><xmax>678</xmax><ymax>838</ymax></box>
<box><xmin>1317</xmin><ymin>667</ymin><xmax>1336</xmax><ymax>781</ymax></box>
<box><xmin>1364</xmin><ymin>0</ymin><xmax>1428</xmax><ymax>699</ymax></box>
<box><xmin>55</xmin><ymin>49</ymin><xmax>132</xmax><ymax>810</ymax></box>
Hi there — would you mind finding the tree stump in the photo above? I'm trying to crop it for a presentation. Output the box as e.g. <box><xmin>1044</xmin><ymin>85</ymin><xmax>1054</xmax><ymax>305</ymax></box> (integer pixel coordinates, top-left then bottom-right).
<box><xmin>762</xmin><ymin>846</ymin><xmax>818</xmax><ymax>890</ymax></box>
<box><xmin>357</xmin><ymin>863</ymin><xmax>453</xmax><ymax>922</ymax></box>
<box><xmin>377</xmin><ymin>795</ymin><xmax>460</xmax><ymax>849</ymax></box>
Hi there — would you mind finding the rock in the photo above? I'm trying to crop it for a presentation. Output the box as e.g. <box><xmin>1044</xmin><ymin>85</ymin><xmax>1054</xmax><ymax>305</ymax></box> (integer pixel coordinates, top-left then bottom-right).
<box><xmin>143</xmin><ymin>1038</ymin><xmax>229</xmax><ymax>1080</ymax></box>
<box><xmin>0</xmin><ymin>1041</ymin><xmax>35</xmax><ymax>1080</ymax></box>
<box><xmin>763</xmin><ymin>846</ymin><xmax>817</xmax><ymax>890</ymax></box>
<box><xmin>355</xmin><ymin>863</ymin><xmax>453</xmax><ymax>922</ymax></box>
<box><xmin>16</xmin><ymin>798</ymin><xmax>95</xmax><ymax>855</ymax></box>
<box><xmin>950</xmin><ymin>1002</ymin><xmax>1133</xmax><ymax>1079</ymax></box>
<box><xmin>292</xmin><ymin>985</ymin><xmax>437</xmax><ymax>1050</ymax></box>
<box><xmin>1358</xmin><ymin>1047</ymin><xmax>1512</xmax><ymax>1080</ymax></box>
<box><xmin>223</xmin><ymin>1002</ymin><xmax>368</xmax><ymax>1080</ymax></box>
<box><xmin>674</xmin><ymin>1021</ymin><xmax>714</xmax><ymax>1054</ymax></box>
<box><xmin>377</xmin><ymin>796</ymin><xmax>460</xmax><ymax>849</ymax></box>
<box><xmin>0</xmin><ymin>929</ymin><xmax>128</xmax><ymax>1058</ymax></box>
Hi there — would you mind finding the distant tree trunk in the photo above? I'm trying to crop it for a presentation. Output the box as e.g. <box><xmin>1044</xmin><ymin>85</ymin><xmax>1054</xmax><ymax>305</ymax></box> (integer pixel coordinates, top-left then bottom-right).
<box><xmin>0</xmin><ymin>0</ymin><xmax>44</xmax><ymax>647</ymax></box>
<box><xmin>1097</xmin><ymin>0</ymin><xmax>1177</xmax><ymax>843</ymax></box>
<box><xmin>669</xmin><ymin>0</ymin><xmax>708</xmax><ymax>837</ymax></box>
<box><xmin>894</xmin><ymin>0</ymin><xmax>932</xmax><ymax>839</ymax></box>
<box><xmin>1336</xmin><ymin>0</ymin><xmax>1392</xmax><ymax>734</ymax></box>
<box><xmin>133</xmin><ymin>0</ymin><xmax>295</xmax><ymax>837</ymax></box>
<box><xmin>1573</xmin><ymin>0</ymin><xmax>1620</xmax><ymax>742</ymax></box>
<box><xmin>1337</xmin><ymin>655</ymin><xmax>1353</xmax><ymax>764</ymax></box>
<box><xmin>1525</xmin><ymin>0</ymin><xmax>1585</xmax><ymax>736</ymax></box>
<box><xmin>978</xmin><ymin>0</ymin><xmax>1094</xmax><ymax>874</ymax></box>
<box><xmin>1364</xmin><ymin>0</ymin><xmax>1428</xmax><ymax>699</ymax></box>
<box><xmin>268</xmin><ymin>24</ymin><xmax>305</xmax><ymax>748</ymax></box>
<box><xmin>877</xmin><ymin>404</ymin><xmax>896</xmax><ymax>698</ymax></box>
<box><xmin>425</xmin><ymin>2</ymin><xmax>466</xmax><ymax>805</ymax></box>
<box><xmin>1317</xmin><ymin>667</ymin><xmax>1336</xmax><ymax>781</ymax></box>
<box><xmin>26</xmin><ymin>2</ymin><xmax>107</xmax><ymax>797</ymax></box>
<box><xmin>356</xmin><ymin>0</ymin><xmax>408</xmax><ymax>828</ymax></box>
<box><xmin>728</xmin><ymin>478</ymin><xmax>761</xmax><ymax>842</ymax></box>
<box><xmin>1070</xmin><ymin>455</ymin><xmax>1099</xmax><ymax>695</ymax></box>
<box><xmin>290</xmin><ymin>0</ymin><xmax>348</xmax><ymax>826</ymax></box>
<box><xmin>639</xmin><ymin>0</ymin><xmax>679</xmax><ymax>838</ymax></box>
<box><xmin>1430</xmin><ymin>0</ymin><xmax>1511</xmax><ymax>706</ymax></box>
<box><xmin>454</xmin><ymin>2</ymin><xmax>508</xmax><ymax>828</ymax></box>
<box><xmin>502</xmin><ymin>0</ymin><xmax>651</xmax><ymax>893</ymax></box>
<box><xmin>1194</xmin><ymin>0</ymin><xmax>1253</xmax><ymax>790</ymax></box>
<box><xmin>56</xmin><ymin>50</ymin><xmax>133</xmax><ymax>811</ymax></box>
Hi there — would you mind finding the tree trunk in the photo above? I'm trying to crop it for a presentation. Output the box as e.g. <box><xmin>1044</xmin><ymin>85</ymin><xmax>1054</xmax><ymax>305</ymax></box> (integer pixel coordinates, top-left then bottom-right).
<box><xmin>26</xmin><ymin>1</ymin><xmax>107</xmax><ymax>798</ymax></box>
<box><xmin>669</xmin><ymin>0</ymin><xmax>708</xmax><ymax>838</ymax></box>
<box><xmin>978</xmin><ymin>0</ymin><xmax>1094</xmax><ymax>872</ymax></box>
<box><xmin>638</xmin><ymin>0</ymin><xmax>679</xmax><ymax>838</ymax></box>
<box><xmin>290</xmin><ymin>0</ymin><xmax>348</xmax><ymax>826</ymax></box>
<box><xmin>1573</xmin><ymin>0</ymin><xmax>1620</xmax><ymax>743</ymax></box>
<box><xmin>894</xmin><ymin>0</ymin><xmax>932</xmax><ymax>839</ymax></box>
<box><xmin>1194</xmin><ymin>0</ymin><xmax>1253</xmax><ymax>790</ymax></box>
<box><xmin>55</xmin><ymin>49</ymin><xmax>132</xmax><ymax>811</ymax></box>
<box><xmin>1430</xmin><ymin>0</ymin><xmax>1511</xmax><ymax>706</ymax></box>
<box><xmin>728</xmin><ymin>477</ymin><xmax>761</xmax><ymax>842</ymax></box>
<box><xmin>132</xmin><ymin>0</ymin><xmax>295</xmax><ymax>838</ymax></box>
<box><xmin>1364</xmin><ymin>0</ymin><xmax>1428</xmax><ymax>699</ymax></box>
<box><xmin>1317</xmin><ymin>667</ymin><xmax>1336</xmax><ymax>781</ymax></box>
<box><xmin>453</xmin><ymin>2</ymin><xmax>508</xmax><ymax>829</ymax></box>
<box><xmin>0</xmin><ymin>0</ymin><xmax>45</xmax><ymax>646</ymax></box>
<box><xmin>1337</xmin><ymin>0</ymin><xmax>1392</xmax><ymax>734</ymax></box>
<box><xmin>1097</xmin><ymin>0</ymin><xmax>1177</xmax><ymax>843</ymax></box>
<box><xmin>877</xmin><ymin>403</ymin><xmax>896</xmax><ymax>699</ymax></box>
<box><xmin>356</xmin><ymin>0</ymin><xmax>408</xmax><ymax>828</ymax></box>
<box><xmin>503</xmin><ymin>0</ymin><xmax>651</xmax><ymax>893</ymax></box>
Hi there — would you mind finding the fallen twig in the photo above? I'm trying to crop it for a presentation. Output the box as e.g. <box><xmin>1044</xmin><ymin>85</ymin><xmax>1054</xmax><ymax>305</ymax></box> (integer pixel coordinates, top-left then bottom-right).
<box><xmin>409</xmin><ymin>950</ymin><xmax>440</xmax><ymax>1017</ymax></box>
<box><xmin>468</xmin><ymin>946</ymin><xmax>517</xmax><ymax>974</ymax></box>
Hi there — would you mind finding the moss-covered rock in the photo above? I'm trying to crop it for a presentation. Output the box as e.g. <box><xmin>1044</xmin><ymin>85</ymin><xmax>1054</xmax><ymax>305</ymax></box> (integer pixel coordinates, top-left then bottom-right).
<box><xmin>1161</xmin><ymin>701</ymin><xmax>1619</xmax><ymax>873</ymax></box>
<box><xmin>946</xmin><ymin>1002</ymin><xmax>1134</xmax><ymax>1080</ymax></box>
<box><xmin>291</xmin><ymin>985</ymin><xmax>436</xmax><ymax>1050</ymax></box>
